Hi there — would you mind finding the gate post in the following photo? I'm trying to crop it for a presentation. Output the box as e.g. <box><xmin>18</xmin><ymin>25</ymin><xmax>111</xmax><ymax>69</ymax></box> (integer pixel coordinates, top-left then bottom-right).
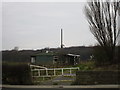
<box><xmin>62</xmin><ymin>69</ymin><xmax>64</xmax><ymax>75</ymax></box>
<box><xmin>46</xmin><ymin>69</ymin><xmax>48</xmax><ymax>76</ymax></box>
<box><xmin>54</xmin><ymin>69</ymin><xmax>56</xmax><ymax>76</ymax></box>
<box><xmin>38</xmin><ymin>70</ymin><xmax>41</xmax><ymax>76</ymax></box>
<box><xmin>70</xmin><ymin>68</ymin><xmax>72</xmax><ymax>75</ymax></box>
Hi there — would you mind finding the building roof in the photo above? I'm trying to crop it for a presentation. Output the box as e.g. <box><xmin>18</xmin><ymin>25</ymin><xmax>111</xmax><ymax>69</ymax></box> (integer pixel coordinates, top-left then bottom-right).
<box><xmin>31</xmin><ymin>51</ymin><xmax>80</xmax><ymax>57</ymax></box>
<box><xmin>67</xmin><ymin>54</ymin><xmax>80</xmax><ymax>57</ymax></box>
<box><xmin>31</xmin><ymin>51</ymin><xmax>58</xmax><ymax>56</ymax></box>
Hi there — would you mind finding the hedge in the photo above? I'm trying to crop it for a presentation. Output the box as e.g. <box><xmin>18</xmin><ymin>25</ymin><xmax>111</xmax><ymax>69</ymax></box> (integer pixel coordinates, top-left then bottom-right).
<box><xmin>74</xmin><ymin>70</ymin><xmax>120</xmax><ymax>85</ymax></box>
<box><xmin>2</xmin><ymin>62</ymin><xmax>33</xmax><ymax>85</ymax></box>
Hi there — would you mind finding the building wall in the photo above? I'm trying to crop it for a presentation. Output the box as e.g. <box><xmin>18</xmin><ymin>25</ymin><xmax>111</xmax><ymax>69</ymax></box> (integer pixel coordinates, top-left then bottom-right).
<box><xmin>31</xmin><ymin>54</ymin><xmax>80</xmax><ymax>66</ymax></box>
<box><xmin>35</xmin><ymin>55</ymin><xmax>53</xmax><ymax>65</ymax></box>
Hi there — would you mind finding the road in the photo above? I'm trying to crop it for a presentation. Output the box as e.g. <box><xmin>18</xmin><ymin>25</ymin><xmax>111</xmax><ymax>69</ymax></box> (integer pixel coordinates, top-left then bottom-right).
<box><xmin>1</xmin><ymin>85</ymin><xmax>120</xmax><ymax>90</ymax></box>
<box><xmin>41</xmin><ymin>75</ymin><xmax>75</xmax><ymax>85</ymax></box>
<box><xmin>2</xmin><ymin>87</ymin><xmax>119</xmax><ymax>90</ymax></box>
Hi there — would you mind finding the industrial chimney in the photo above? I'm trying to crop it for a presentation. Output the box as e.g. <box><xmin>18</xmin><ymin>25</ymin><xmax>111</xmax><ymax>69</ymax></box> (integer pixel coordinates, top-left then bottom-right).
<box><xmin>61</xmin><ymin>28</ymin><xmax>64</xmax><ymax>48</ymax></box>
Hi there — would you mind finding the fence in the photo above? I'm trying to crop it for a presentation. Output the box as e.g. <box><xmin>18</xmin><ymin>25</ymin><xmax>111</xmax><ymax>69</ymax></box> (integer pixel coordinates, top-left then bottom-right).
<box><xmin>30</xmin><ymin>64</ymin><xmax>79</xmax><ymax>80</ymax></box>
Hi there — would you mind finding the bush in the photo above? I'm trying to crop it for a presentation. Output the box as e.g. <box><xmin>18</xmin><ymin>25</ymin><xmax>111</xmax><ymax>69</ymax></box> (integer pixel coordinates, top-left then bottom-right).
<box><xmin>93</xmin><ymin>46</ymin><xmax>111</xmax><ymax>66</ymax></box>
<box><xmin>75</xmin><ymin>61</ymin><xmax>95</xmax><ymax>71</ymax></box>
<box><xmin>2</xmin><ymin>62</ymin><xmax>33</xmax><ymax>85</ymax></box>
<box><xmin>93</xmin><ymin>46</ymin><xmax>120</xmax><ymax>66</ymax></box>
<box><xmin>53</xmin><ymin>82</ymin><xmax>58</xmax><ymax>85</ymax></box>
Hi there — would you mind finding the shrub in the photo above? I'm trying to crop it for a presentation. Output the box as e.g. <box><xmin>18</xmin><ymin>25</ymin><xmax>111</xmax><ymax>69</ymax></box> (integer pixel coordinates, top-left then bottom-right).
<box><xmin>2</xmin><ymin>62</ymin><xmax>33</xmax><ymax>85</ymax></box>
<box><xmin>75</xmin><ymin>61</ymin><xmax>95</xmax><ymax>71</ymax></box>
<box><xmin>53</xmin><ymin>82</ymin><xmax>58</xmax><ymax>85</ymax></box>
<box><xmin>93</xmin><ymin>46</ymin><xmax>111</xmax><ymax>66</ymax></box>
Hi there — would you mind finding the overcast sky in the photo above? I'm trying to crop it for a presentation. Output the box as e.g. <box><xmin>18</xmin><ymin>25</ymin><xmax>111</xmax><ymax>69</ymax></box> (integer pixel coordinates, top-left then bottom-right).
<box><xmin>2</xmin><ymin>2</ymin><xmax>97</xmax><ymax>50</ymax></box>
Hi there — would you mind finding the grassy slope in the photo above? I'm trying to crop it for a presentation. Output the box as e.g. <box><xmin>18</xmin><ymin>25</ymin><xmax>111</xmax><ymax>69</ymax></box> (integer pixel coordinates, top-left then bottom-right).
<box><xmin>74</xmin><ymin>61</ymin><xmax>119</xmax><ymax>71</ymax></box>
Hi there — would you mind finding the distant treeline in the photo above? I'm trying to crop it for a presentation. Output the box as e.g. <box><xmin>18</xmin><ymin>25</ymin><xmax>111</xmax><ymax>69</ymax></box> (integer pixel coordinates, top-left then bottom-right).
<box><xmin>2</xmin><ymin>46</ymin><xmax>94</xmax><ymax>63</ymax></box>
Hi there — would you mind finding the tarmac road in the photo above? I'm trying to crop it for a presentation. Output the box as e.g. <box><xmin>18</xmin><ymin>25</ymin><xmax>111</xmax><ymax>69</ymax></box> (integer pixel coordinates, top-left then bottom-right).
<box><xmin>1</xmin><ymin>85</ymin><xmax>120</xmax><ymax>90</ymax></box>
<box><xmin>2</xmin><ymin>87</ymin><xmax>120</xmax><ymax>90</ymax></box>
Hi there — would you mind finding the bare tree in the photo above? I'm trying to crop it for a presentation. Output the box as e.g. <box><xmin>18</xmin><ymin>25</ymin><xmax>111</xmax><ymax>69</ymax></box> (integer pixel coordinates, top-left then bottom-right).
<box><xmin>85</xmin><ymin>0</ymin><xmax>120</xmax><ymax>64</ymax></box>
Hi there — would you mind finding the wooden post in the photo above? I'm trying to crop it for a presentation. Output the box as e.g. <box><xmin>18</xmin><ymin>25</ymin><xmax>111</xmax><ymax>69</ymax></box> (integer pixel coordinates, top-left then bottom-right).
<box><xmin>43</xmin><ymin>76</ymin><xmax>45</xmax><ymax>80</ymax></box>
<box><xmin>46</xmin><ymin>69</ymin><xmax>48</xmax><ymax>76</ymax></box>
<box><xmin>51</xmin><ymin>76</ymin><xmax>52</xmax><ymax>80</ymax></box>
<box><xmin>54</xmin><ymin>69</ymin><xmax>56</xmax><ymax>76</ymax></box>
<box><xmin>70</xmin><ymin>68</ymin><xmax>72</xmax><ymax>75</ymax></box>
<box><xmin>62</xmin><ymin>69</ymin><xmax>64</xmax><ymax>75</ymax></box>
<box><xmin>38</xmin><ymin>70</ymin><xmax>40</xmax><ymax>76</ymax></box>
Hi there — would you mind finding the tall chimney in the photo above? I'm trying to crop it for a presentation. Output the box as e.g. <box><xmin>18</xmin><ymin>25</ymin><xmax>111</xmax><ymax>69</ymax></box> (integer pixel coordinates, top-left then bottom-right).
<box><xmin>61</xmin><ymin>28</ymin><xmax>63</xmax><ymax>48</ymax></box>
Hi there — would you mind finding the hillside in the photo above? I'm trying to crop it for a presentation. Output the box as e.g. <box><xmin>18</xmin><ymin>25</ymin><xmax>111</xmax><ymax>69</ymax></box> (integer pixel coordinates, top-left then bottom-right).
<box><xmin>2</xmin><ymin>46</ymin><xmax>94</xmax><ymax>62</ymax></box>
